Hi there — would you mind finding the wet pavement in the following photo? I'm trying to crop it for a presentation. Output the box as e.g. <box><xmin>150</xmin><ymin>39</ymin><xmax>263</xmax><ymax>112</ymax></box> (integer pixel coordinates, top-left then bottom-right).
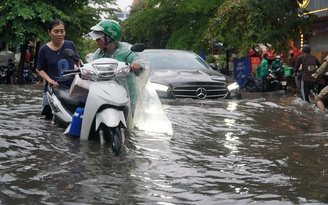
<box><xmin>0</xmin><ymin>84</ymin><xmax>328</xmax><ymax>204</ymax></box>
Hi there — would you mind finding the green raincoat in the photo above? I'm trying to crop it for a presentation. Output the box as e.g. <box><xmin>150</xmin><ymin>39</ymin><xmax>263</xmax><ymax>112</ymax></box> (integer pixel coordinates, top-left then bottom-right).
<box><xmin>258</xmin><ymin>58</ymin><xmax>269</xmax><ymax>77</ymax></box>
<box><xmin>92</xmin><ymin>42</ymin><xmax>143</xmax><ymax>104</ymax></box>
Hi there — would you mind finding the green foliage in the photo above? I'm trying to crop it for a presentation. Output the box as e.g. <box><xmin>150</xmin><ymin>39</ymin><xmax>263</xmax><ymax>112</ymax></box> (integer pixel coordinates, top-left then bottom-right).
<box><xmin>123</xmin><ymin>0</ymin><xmax>224</xmax><ymax>53</ymax></box>
<box><xmin>124</xmin><ymin>0</ymin><xmax>316</xmax><ymax>58</ymax></box>
<box><xmin>78</xmin><ymin>38</ymin><xmax>98</xmax><ymax>62</ymax></box>
<box><xmin>0</xmin><ymin>0</ymin><xmax>116</xmax><ymax>50</ymax></box>
<box><xmin>0</xmin><ymin>0</ymin><xmax>116</xmax><ymax>83</ymax></box>
<box><xmin>207</xmin><ymin>0</ymin><xmax>315</xmax><ymax>57</ymax></box>
<box><xmin>206</xmin><ymin>54</ymin><xmax>217</xmax><ymax>64</ymax></box>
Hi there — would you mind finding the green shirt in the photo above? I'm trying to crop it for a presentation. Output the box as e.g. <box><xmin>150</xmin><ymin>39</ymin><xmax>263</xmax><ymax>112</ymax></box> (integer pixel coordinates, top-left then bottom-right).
<box><xmin>259</xmin><ymin>59</ymin><xmax>269</xmax><ymax>77</ymax></box>
<box><xmin>271</xmin><ymin>60</ymin><xmax>283</xmax><ymax>73</ymax></box>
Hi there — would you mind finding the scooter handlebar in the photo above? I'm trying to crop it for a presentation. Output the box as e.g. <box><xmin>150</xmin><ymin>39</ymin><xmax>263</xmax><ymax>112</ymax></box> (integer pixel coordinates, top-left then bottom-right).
<box><xmin>56</xmin><ymin>70</ymin><xmax>81</xmax><ymax>83</ymax></box>
<box><xmin>63</xmin><ymin>69</ymin><xmax>81</xmax><ymax>75</ymax></box>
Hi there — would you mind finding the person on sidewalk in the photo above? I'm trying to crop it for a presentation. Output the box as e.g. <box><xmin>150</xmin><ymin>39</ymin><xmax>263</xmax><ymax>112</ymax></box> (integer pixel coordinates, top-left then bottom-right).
<box><xmin>7</xmin><ymin>59</ymin><xmax>15</xmax><ymax>85</ymax></box>
<box><xmin>295</xmin><ymin>44</ymin><xmax>321</xmax><ymax>102</ymax></box>
<box><xmin>270</xmin><ymin>55</ymin><xmax>283</xmax><ymax>81</ymax></box>
<box><xmin>259</xmin><ymin>53</ymin><xmax>269</xmax><ymax>92</ymax></box>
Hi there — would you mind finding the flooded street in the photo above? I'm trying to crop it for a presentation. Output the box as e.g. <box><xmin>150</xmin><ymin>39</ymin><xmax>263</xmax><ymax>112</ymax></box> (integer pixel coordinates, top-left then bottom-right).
<box><xmin>1</xmin><ymin>84</ymin><xmax>328</xmax><ymax>204</ymax></box>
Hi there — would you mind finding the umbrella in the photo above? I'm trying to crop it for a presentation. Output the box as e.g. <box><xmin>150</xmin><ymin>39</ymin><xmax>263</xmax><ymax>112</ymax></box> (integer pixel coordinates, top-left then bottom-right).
<box><xmin>259</xmin><ymin>44</ymin><xmax>275</xmax><ymax>60</ymax></box>
<box><xmin>290</xmin><ymin>46</ymin><xmax>302</xmax><ymax>58</ymax></box>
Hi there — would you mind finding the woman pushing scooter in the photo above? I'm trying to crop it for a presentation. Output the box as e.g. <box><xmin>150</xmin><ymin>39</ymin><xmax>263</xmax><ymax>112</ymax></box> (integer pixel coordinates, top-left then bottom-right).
<box><xmin>36</xmin><ymin>19</ymin><xmax>80</xmax><ymax>120</ymax></box>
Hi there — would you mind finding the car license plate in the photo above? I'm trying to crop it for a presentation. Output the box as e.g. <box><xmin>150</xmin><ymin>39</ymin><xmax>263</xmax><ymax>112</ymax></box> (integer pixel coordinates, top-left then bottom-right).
<box><xmin>281</xmin><ymin>81</ymin><xmax>287</xmax><ymax>86</ymax></box>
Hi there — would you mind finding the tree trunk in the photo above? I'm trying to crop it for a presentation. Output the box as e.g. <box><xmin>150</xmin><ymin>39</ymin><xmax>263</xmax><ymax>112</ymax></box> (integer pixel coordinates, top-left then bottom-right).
<box><xmin>17</xmin><ymin>42</ymin><xmax>28</xmax><ymax>84</ymax></box>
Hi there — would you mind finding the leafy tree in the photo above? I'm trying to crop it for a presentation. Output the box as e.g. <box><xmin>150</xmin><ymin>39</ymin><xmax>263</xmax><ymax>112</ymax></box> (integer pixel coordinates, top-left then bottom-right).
<box><xmin>206</xmin><ymin>0</ymin><xmax>316</xmax><ymax>57</ymax></box>
<box><xmin>0</xmin><ymin>0</ymin><xmax>116</xmax><ymax>83</ymax></box>
<box><xmin>123</xmin><ymin>0</ymin><xmax>315</xmax><ymax>59</ymax></box>
<box><xmin>122</xmin><ymin>0</ymin><xmax>224</xmax><ymax>53</ymax></box>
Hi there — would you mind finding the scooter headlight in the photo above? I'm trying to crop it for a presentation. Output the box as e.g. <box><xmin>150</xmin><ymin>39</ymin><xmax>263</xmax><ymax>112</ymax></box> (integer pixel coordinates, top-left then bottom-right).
<box><xmin>93</xmin><ymin>63</ymin><xmax>117</xmax><ymax>78</ymax></box>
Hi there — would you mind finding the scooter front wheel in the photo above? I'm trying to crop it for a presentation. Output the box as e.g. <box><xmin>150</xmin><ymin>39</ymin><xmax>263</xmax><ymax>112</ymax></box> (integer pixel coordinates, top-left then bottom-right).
<box><xmin>98</xmin><ymin>125</ymin><xmax>124</xmax><ymax>156</ymax></box>
<box><xmin>111</xmin><ymin>129</ymin><xmax>122</xmax><ymax>156</ymax></box>
<box><xmin>111</xmin><ymin>127</ymin><xmax>125</xmax><ymax>156</ymax></box>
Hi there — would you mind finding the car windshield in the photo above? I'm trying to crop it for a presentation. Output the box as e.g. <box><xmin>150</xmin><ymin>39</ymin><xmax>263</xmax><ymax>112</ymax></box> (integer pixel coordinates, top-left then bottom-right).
<box><xmin>142</xmin><ymin>51</ymin><xmax>210</xmax><ymax>70</ymax></box>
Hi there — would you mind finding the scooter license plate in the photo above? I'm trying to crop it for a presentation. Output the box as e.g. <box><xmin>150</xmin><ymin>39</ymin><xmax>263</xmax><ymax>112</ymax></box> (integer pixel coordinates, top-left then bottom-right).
<box><xmin>281</xmin><ymin>81</ymin><xmax>287</xmax><ymax>86</ymax></box>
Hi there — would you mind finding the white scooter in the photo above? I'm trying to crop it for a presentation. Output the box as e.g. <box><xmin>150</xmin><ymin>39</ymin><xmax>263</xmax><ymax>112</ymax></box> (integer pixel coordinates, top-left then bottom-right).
<box><xmin>43</xmin><ymin>43</ymin><xmax>146</xmax><ymax>156</ymax></box>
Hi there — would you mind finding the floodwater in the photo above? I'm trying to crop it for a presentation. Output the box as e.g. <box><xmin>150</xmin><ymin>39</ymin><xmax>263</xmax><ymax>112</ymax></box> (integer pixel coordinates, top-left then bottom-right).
<box><xmin>1</xmin><ymin>84</ymin><xmax>328</xmax><ymax>205</ymax></box>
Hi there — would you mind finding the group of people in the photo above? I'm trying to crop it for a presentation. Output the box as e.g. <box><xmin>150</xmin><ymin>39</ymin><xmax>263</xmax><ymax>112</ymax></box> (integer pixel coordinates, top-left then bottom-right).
<box><xmin>257</xmin><ymin>53</ymin><xmax>284</xmax><ymax>92</ymax></box>
<box><xmin>36</xmin><ymin>19</ymin><xmax>143</xmax><ymax>120</ymax></box>
<box><xmin>258</xmin><ymin>44</ymin><xmax>328</xmax><ymax>114</ymax></box>
<box><xmin>4</xmin><ymin>52</ymin><xmax>38</xmax><ymax>85</ymax></box>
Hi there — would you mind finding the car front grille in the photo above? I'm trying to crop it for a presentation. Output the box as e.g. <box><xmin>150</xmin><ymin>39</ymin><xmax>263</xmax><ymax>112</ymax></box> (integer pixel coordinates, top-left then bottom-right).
<box><xmin>172</xmin><ymin>83</ymin><xmax>228</xmax><ymax>99</ymax></box>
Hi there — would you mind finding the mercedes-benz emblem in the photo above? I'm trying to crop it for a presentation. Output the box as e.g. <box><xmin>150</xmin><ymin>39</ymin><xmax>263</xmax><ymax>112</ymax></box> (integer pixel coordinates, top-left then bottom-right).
<box><xmin>196</xmin><ymin>87</ymin><xmax>207</xmax><ymax>99</ymax></box>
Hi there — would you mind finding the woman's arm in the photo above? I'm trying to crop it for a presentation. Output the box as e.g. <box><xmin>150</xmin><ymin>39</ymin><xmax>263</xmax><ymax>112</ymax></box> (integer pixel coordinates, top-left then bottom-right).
<box><xmin>36</xmin><ymin>69</ymin><xmax>59</xmax><ymax>87</ymax></box>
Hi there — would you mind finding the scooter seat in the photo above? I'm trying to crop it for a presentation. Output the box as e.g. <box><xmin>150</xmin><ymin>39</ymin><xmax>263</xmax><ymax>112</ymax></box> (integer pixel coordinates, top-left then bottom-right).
<box><xmin>53</xmin><ymin>85</ymin><xmax>81</xmax><ymax>106</ymax></box>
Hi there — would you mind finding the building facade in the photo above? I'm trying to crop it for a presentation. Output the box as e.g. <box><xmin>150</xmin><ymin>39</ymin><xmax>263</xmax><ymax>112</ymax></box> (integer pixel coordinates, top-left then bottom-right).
<box><xmin>115</xmin><ymin>11</ymin><xmax>130</xmax><ymax>21</ymax></box>
<box><xmin>299</xmin><ymin>0</ymin><xmax>328</xmax><ymax>62</ymax></box>
<box><xmin>115</xmin><ymin>0</ymin><xmax>139</xmax><ymax>21</ymax></box>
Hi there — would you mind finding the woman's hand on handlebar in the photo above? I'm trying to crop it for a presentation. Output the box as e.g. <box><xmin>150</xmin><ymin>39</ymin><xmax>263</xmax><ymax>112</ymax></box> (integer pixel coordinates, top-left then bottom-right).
<box><xmin>49</xmin><ymin>79</ymin><xmax>59</xmax><ymax>87</ymax></box>
<box><xmin>75</xmin><ymin>59</ymin><xmax>83</xmax><ymax>69</ymax></box>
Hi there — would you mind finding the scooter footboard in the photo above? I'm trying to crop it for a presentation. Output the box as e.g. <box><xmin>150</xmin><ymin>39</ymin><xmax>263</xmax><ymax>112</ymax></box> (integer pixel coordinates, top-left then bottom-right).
<box><xmin>95</xmin><ymin>108</ymin><xmax>127</xmax><ymax>130</ymax></box>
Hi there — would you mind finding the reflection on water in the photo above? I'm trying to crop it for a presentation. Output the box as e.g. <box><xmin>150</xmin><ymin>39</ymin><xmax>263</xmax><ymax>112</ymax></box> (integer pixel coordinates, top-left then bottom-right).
<box><xmin>1</xmin><ymin>85</ymin><xmax>328</xmax><ymax>204</ymax></box>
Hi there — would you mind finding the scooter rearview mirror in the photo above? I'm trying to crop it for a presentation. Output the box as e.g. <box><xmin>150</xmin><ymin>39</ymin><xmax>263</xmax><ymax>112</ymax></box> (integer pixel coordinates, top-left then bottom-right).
<box><xmin>131</xmin><ymin>43</ymin><xmax>146</xmax><ymax>53</ymax></box>
<box><xmin>125</xmin><ymin>43</ymin><xmax>146</xmax><ymax>65</ymax></box>
<box><xmin>62</xmin><ymin>49</ymin><xmax>77</xmax><ymax>60</ymax></box>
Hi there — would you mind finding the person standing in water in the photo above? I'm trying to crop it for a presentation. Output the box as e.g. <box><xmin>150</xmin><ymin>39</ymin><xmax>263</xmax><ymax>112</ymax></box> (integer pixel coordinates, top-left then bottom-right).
<box><xmin>36</xmin><ymin>19</ymin><xmax>80</xmax><ymax>120</ymax></box>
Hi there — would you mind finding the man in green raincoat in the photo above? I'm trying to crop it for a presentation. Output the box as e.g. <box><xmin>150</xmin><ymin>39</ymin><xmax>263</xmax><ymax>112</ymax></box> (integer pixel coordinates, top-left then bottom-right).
<box><xmin>270</xmin><ymin>55</ymin><xmax>283</xmax><ymax>81</ymax></box>
<box><xmin>259</xmin><ymin>53</ymin><xmax>269</xmax><ymax>92</ymax></box>
<box><xmin>88</xmin><ymin>19</ymin><xmax>143</xmax><ymax>105</ymax></box>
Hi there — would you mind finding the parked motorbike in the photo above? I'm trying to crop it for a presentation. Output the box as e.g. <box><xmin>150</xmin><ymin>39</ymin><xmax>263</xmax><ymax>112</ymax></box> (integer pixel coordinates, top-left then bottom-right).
<box><xmin>0</xmin><ymin>66</ymin><xmax>7</xmax><ymax>84</ymax></box>
<box><xmin>23</xmin><ymin>68</ymin><xmax>34</xmax><ymax>84</ymax></box>
<box><xmin>42</xmin><ymin>43</ymin><xmax>146</xmax><ymax>156</ymax></box>
<box><xmin>267</xmin><ymin>69</ymin><xmax>284</xmax><ymax>92</ymax></box>
<box><xmin>210</xmin><ymin>63</ymin><xmax>228</xmax><ymax>75</ymax></box>
<box><xmin>245</xmin><ymin>69</ymin><xmax>286</xmax><ymax>93</ymax></box>
<box><xmin>245</xmin><ymin>75</ymin><xmax>262</xmax><ymax>92</ymax></box>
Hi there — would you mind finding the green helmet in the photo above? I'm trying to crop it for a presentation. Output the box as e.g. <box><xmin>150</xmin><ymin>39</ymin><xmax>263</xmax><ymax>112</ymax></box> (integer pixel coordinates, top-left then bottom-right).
<box><xmin>90</xmin><ymin>20</ymin><xmax>122</xmax><ymax>42</ymax></box>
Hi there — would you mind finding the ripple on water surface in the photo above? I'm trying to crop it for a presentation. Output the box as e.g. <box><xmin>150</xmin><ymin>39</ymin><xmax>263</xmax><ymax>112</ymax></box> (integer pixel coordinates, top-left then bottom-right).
<box><xmin>0</xmin><ymin>86</ymin><xmax>328</xmax><ymax>204</ymax></box>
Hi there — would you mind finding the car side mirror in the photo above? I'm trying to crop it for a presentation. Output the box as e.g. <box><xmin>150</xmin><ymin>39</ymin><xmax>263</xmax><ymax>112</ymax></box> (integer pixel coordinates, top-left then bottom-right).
<box><xmin>210</xmin><ymin>63</ymin><xmax>218</xmax><ymax>71</ymax></box>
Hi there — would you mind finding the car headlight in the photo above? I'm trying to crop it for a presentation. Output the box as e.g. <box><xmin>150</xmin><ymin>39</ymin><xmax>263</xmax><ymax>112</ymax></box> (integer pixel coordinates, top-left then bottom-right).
<box><xmin>227</xmin><ymin>82</ymin><xmax>240</xmax><ymax>91</ymax></box>
<box><xmin>150</xmin><ymin>82</ymin><xmax>169</xmax><ymax>92</ymax></box>
<box><xmin>93</xmin><ymin>63</ymin><xmax>117</xmax><ymax>78</ymax></box>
